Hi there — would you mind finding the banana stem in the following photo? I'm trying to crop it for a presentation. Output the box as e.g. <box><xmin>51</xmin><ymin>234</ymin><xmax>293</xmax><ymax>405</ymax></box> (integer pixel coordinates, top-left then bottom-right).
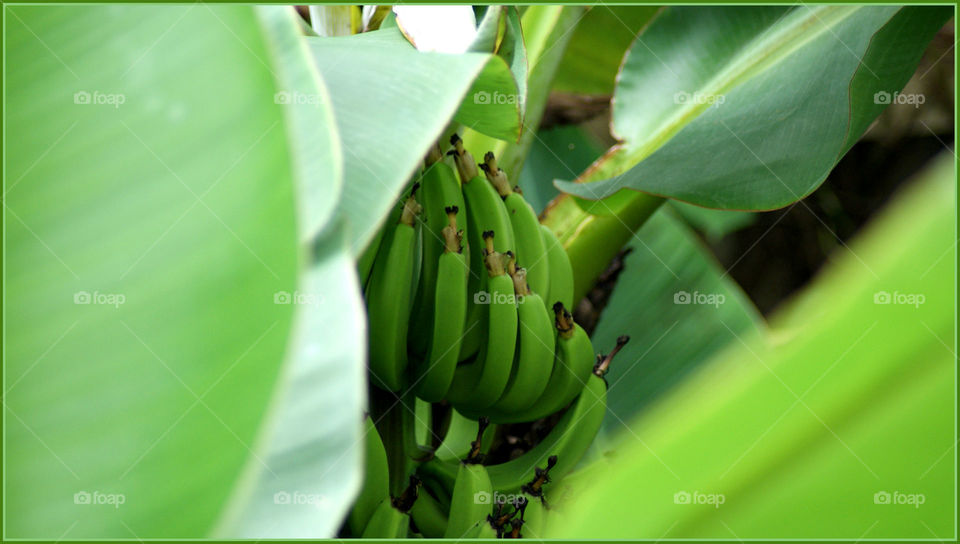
<box><xmin>594</xmin><ymin>335</ymin><xmax>630</xmax><ymax>378</ymax></box>
<box><xmin>542</xmin><ymin>193</ymin><xmax>664</xmax><ymax>304</ymax></box>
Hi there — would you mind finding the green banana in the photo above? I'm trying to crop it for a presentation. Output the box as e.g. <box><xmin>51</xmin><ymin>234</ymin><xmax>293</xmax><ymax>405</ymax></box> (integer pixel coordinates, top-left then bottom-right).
<box><xmin>412</xmin><ymin>207</ymin><xmax>468</xmax><ymax>402</ymax></box>
<box><xmin>360</xmin><ymin>476</ymin><xmax>421</xmax><ymax>538</ymax></box>
<box><xmin>435</xmin><ymin>408</ymin><xmax>496</xmax><ymax>463</ymax></box>
<box><xmin>485</xmin><ymin>336</ymin><xmax>629</xmax><ymax>493</ymax></box>
<box><xmin>347</xmin><ymin>416</ymin><xmax>390</xmax><ymax>536</ymax></box>
<box><xmin>481</xmin><ymin>151</ymin><xmax>549</xmax><ymax>298</ymax></box>
<box><xmin>489</xmin><ymin>265</ymin><xmax>554</xmax><ymax>415</ymax></box>
<box><xmin>489</xmin><ymin>302</ymin><xmax>595</xmax><ymax>424</ymax></box>
<box><xmin>443</xmin><ymin>418</ymin><xmax>494</xmax><ymax>538</ymax></box>
<box><xmin>356</xmin><ymin>224</ymin><xmax>386</xmax><ymax>291</ymax></box>
<box><xmin>445</xmin><ymin>232</ymin><xmax>518</xmax><ymax>411</ymax></box>
<box><xmin>514</xmin><ymin>456</ymin><xmax>556</xmax><ymax>538</ymax></box>
<box><xmin>361</xmin><ymin>179</ymin><xmax>419</xmax><ymax>293</ymax></box>
<box><xmin>461</xmin><ymin>518</ymin><xmax>498</xmax><ymax>538</ymax></box>
<box><xmin>408</xmin><ymin>148</ymin><xmax>467</xmax><ymax>359</ymax></box>
<box><xmin>540</xmin><ymin>224</ymin><xmax>574</xmax><ymax>313</ymax></box>
<box><xmin>450</xmin><ymin>135</ymin><xmax>515</xmax><ymax>362</ymax></box>
<box><xmin>366</xmin><ymin>186</ymin><xmax>422</xmax><ymax>391</ymax></box>
<box><xmin>360</xmin><ymin>497</ymin><xmax>409</xmax><ymax>538</ymax></box>
<box><xmin>408</xmin><ymin>486</ymin><xmax>448</xmax><ymax>538</ymax></box>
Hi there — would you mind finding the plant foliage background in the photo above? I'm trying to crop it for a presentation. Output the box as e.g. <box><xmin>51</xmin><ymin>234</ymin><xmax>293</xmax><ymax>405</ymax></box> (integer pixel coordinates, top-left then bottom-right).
<box><xmin>3</xmin><ymin>4</ymin><xmax>955</xmax><ymax>539</ymax></box>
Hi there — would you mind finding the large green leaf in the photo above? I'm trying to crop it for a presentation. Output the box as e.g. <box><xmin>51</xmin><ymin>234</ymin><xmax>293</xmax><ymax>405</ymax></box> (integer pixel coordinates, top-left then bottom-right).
<box><xmin>461</xmin><ymin>5</ymin><xmax>584</xmax><ymax>179</ymax></box>
<box><xmin>552</xmin><ymin>6</ymin><xmax>661</xmax><ymax>95</ymax></box>
<box><xmin>549</xmin><ymin>155</ymin><xmax>955</xmax><ymax>538</ymax></box>
<box><xmin>557</xmin><ymin>6</ymin><xmax>951</xmax><ymax>210</ymax></box>
<box><xmin>4</xmin><ymin>5</ymin><xmax>357</xmax><ymax>538</ymax></box>
<box><xmin>590</xmin><ymin>209</ymin><xmax>764</xmax><ymax>439</ymax></box>
<box><xmin>306</xmin><ymin>28</ymin><xmax>520</xmax><ymax>255</ymax></box>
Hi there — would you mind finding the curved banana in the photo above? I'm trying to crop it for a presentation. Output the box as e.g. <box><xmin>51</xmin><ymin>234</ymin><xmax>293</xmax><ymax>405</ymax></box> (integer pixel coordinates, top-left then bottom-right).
<box><xmin>408</xmin><ymin>148</ymin><xmax>467</xmax><ymax>359</ymax></box>
<box><xmin>540</xmin><ymin>224</ymin><xmax>574</xmax><ymax>313</ymax></box>
<box><xmin>361</xmin><ymin>179</ymin><xmax>419</xmax><ymax>293</ymax></box>
<box><xmin>408</xmin><ymin>486</ymin><xmax>448</xmax><ymax>538</ymax></box>
<box><xmin>443</xmin><ymin>418</ymin><xmax>494</xmax><ymax>538</ymax></box>
<box><xmin>360</xmin><ymin>475</ymin><xmax>421</xmax><ymax>538</ymax></box>
<box><xmin>360</xmin><ymin>497</ymin><xmax>409</xmax><ymax>538</ymax></box>
<box><xmin>490</xmin><ymin>302</ymin><xmax>595</xmax><ymax>423</ymax></box>
<box><xmin>461</xmin><ymin>518</ymin><xmax>498</xmax><ymax>538</ymax></box>
<box><xmin>412</xmin><ymin>207</ymin><xmax>468</xmax><ymax>402</ymax></box>
<box><xmin>445</xmin><ymin>232</ymin><xmax>518</xmax><ymax>411</ymax></box>
<box><xmin>435</xmin><ymin>408</ymin><xmax>496</xmax><ymax>463</ymax></box>
<box><xmin>485</xmin><ymin>337</ymin><xmax>629</xmax><ymax>493</ymax></box>
<box><xmin>481</xmin><ymin>152</ymin><xmax>549</xmax><ymax>298</ymax></box>
<box><xmin>347</xmin><ymin>416</ymin><xmax>391</xmax><ymax>535</ymax></box>
<box><xmin>366</xmin><ymin>186</ymin><xmax>422</xmax><ymax>391</ymax></box>
<box><xmin>489</xmin><ymin>265</ymin><xmax>554</xmax><ymax>415</ymax></box>
<box><xmin>450</xmin><ymin>136</ymin><xmax>514</xmax><ymax>361</ymax></box>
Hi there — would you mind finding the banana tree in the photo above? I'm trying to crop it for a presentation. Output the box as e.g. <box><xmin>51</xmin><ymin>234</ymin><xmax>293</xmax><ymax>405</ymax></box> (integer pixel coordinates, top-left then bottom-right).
<box><xmin>4</xmin><ymin>4</ymin><xmax>954</xmax><ymax>539</ymax></box>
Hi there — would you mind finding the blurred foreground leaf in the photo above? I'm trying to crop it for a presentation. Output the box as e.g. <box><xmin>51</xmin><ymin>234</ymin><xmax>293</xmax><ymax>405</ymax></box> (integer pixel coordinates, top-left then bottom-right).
<box><xmin>550</xmin><ymin>155</ymin><xmax>955</xmax><ymax>538</ymax></box>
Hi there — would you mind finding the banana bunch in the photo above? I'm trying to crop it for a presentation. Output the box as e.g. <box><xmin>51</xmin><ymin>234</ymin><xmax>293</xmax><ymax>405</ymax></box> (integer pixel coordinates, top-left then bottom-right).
<box><xmin>354</xmin><ymin>132</ymin><xmax>630</xmax><ymax>538</ymax></box>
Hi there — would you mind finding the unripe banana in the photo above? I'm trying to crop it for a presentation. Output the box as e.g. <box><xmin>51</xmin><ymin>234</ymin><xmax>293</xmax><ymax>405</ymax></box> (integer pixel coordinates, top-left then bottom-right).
<box><xmin>485</xmin><ymin>337</ymin><xmax>629</xmax><ymax>493</ymax></box>
<box><xmin>357</xmin><ymin>224</ymin><xmax>386</xmax><ymax>291</ymax></box>
<box><xmin>443</xmin><ymin>418</ymin><xmax>494</xmax><ymax>538</ymax></box>
<box><xmin>408</xmin><ymin>147</ymin><xmax>468</xmax><ymax>359</ymax></box>
<box><xmin>408</xmin><ymin>486</ymin><xmax>448</xmax><ymax>538</ymax></box>
<box><xmin>481</xmin><ymin>151</ymin><xmax>549</xmax><ymax>298</ymax></box>
<box><xmin>461</xmin><ymin>518</ymin><xmax>499</xmax><ymax>538</ymax></box>
<box><xmin>412</xmin><ymin>207</ymin><xmax>468</xmax><ymax>402</ymax></box>
<box><xmin>450</xmin><ymin>136</ymin><xmax>515</xmax><ymax>361</ymax></box>
<box><xmin>347</xmin><ymin>416</ymin><xmax>390</xmax><ymax>535</ymax></box>
<box><xmin>366</xmin><ymin>186</ymin><xmax>422</xmax><ymax>391</ymax></box>
<box><xmin>360</xmin><ymin>475</ymin><xmax>421</xmax><ymax>538</ymax></box>
<box><xmin>489</xmin><ymin>265</ymin><xmax>554</xmax><ymax>415</ymax></box>
<box><xmin>540</xmin><ymin>224</ymin><xmax>574</xmax><ymax>313</ymax></box>
<box><xmin>360</xmin><ymin>497</ymin><xmax>410</xmax><ymax>538</ymax></box>
<box><xmin>445</xmin><ymin>232</ymin><xmax>518</xmax><ymax>411</ymax></box>
<box><xmin>489</xmin><ymin>302</ymin><xmax>595</xmax><ymax>423</ymax></box>
<box><xmin>435</xmin><ymin>408</ymin><xmax>496</xmax><ymax>463</ymax></box>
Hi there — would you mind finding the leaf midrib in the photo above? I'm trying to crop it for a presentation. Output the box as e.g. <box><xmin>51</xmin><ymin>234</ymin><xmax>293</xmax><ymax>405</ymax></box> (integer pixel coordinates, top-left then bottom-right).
<box><xmin>619</xmin><ymin>5</ymin><xmax>863</xmax><ymax>163</ymax></box>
